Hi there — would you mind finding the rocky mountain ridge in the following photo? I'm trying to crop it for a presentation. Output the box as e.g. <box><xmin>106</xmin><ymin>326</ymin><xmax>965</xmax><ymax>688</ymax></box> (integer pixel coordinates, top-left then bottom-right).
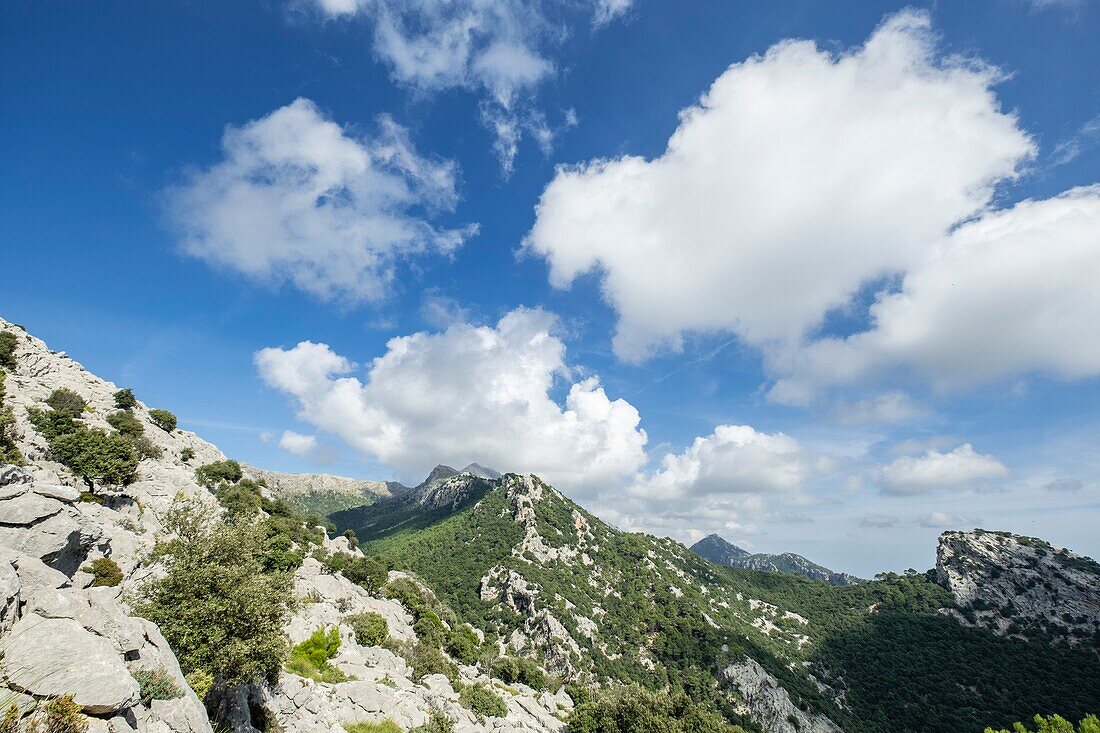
<box><xmin>936</xmin><ymin>528</ymin><xmax>1100</xmax><ymax>645</ymax></box>
<box><xmin>2</xmin><ymin>315</ymin><xmax>1098</xmax><ymax>733</ymax></box>
<box><xmin>691</xmin><ymin>534</ymin><xmax>861</xmax><ymax>586</ymax></box>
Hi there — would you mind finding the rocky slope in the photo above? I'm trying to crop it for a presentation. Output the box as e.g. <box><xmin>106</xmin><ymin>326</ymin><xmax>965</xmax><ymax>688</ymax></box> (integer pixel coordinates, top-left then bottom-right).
<box><xmin>0</xmin><ymin>318</ymin><xmax>569</xmax><ymax>733</ymax></box>
<box><xmin>691</xmin><ymin>534</ymin><xmax>861</xmax><ymax>586</ymax></box>
<box><xmin>936</xmin><ymin>528</ymin><xmax>1100</xmax><ymax>645</ymax></box>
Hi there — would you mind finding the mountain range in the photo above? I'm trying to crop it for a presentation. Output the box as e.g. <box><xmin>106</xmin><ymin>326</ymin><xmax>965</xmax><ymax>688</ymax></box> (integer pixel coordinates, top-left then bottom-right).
<box><xmin>1</xmin><ymin>315</ymin><xmax>1098</xmax><ymax>733</ymax></box>
<box><xmin>690</xmin><ymin>534</ymin><xmax>862</xmax><ymax>586</ymax></box>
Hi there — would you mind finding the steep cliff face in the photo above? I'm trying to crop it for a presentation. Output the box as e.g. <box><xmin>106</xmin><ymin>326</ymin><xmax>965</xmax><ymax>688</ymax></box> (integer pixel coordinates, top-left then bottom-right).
<box><xmin>244</xmin><ymin>464</ymin><xmax>401</xmax><ymax>516</ymax></box>
<box><xmin>936</xmin><ymin>529</ymin><xmax>1100</xmax><ymax>645</ymax></box>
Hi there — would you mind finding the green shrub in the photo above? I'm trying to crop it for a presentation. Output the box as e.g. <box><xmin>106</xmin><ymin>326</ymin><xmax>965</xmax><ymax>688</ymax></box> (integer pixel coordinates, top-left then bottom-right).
<box><xmin>131</xmin><ymin>667</ymin><xmax>184</xmax><ymax>705</ymax></box>
<box><xmin>129</xmin><ymin>434</ymin><xmax>163</xmax><ymax>460</ymax></box>
<box><xmin>148</xmin><ymin>409</ymin><xmax>177</xmax><ymax>432</ymax></box>
<box><xmin>458</xmin><ymin>684</ymin><xmax>507</xmax><ymax>719</ymax></box>
<box><xmin>38</xmin><ymin>695</ymin><xmax>88</xmax><ymax>733</ymax></box>
<box><xmin>51</xmin><ymin>426</ymin><xmax>138</xmax><ymax>487</ymax></box>
<box><xmin>567</xmin><ymin>686</ymin><xmax>745</xmax><ymax>733</ymax></box>
<box><xmin>343</xmin><ymin>722</ymin><xmax>403</xmax><ymax>733</ymax></box>
<box><xmin>184</xmin><ymin>669</ymin><xmax>214</xmax><ymax>700</ymax></box>
<box><xmin>413</xmin><ymin>612</ymin><xmax>445</xmax><ymax>647</ymax></box>
<box><xmin>346</xmin><ymin>612</ymin><xmax>389</xmax><ymax>647</ymax></box>
<box><xmin>326</xmin><ymin>554</ymin><xmax>388</xmax><ymax>593</ymax></box>
<box><xmin>985</xmin><ymin>714</ymin><xmax>1100</xmax><ymax>733</ymax></box>
<box><xmin>133</xmin><ymin>498</ymin><xmax>294</xmax><ymax>686</ymax></box>
<box><xmin>285</xmin><ymin>627</ymin><xmax>350</xmax><ymax>683</ymax></box>
<box><xmin>445</xmin><ymin>625</ymin><xmax>480</xmax><ymax>665</ymax></box>
<box><xmin>194</xmin><ymin>459</ymin><xmax>243</xmax><ymax>488</ymax></box>
<box><xmin>26</xmin><ymin>406</ymin><xmax>76</xmax><ymax>440</ymax></box>
<box><xmin>491</xmin><ymin>656</ymin><xmax>547</xmax><ymax>690</ymax></box>
<box><xmin>410</xmin><ymin>710</ymin><xmax>453</xmax><ymax>733</ymax></box>
<box><xmin>113</xmin><ymin>389</ymin><xmax>138</xmax><ymax>410</ymax></box>
<box><xmin>78</xmin><ymin>491</ymin><xmax>103</xmax><ymax>504</ymax></box>
<box><xmin>0</xmin><ymin>331</ymin><xmax>17</xmax><ymax>371</ymax></box>
<box><xmin>404</xmin><ymin>641</ymin><xmax>458</xmax><ymax>683</ymax></box>
<box><xmin>82</xmin><ymin>557</ymin><xmax>123</xmax><ymax>587</ymax></box>
<box><xmin>107</xmin><ymin>410</ymin><xmax>144</xmax><ymax>438</ymax></box>
<box><xmin>217</xmin><ymin>480</ymin><xmax>263</xmax><ymax>516</ymax></box>
<box><xmin>180</xmin><ymin>447</ymin><xmax>195</xmax><ymax>462</ymax></box>
<box><xmin>45</xmin><ymin>388</ymin><xmax>86</xmax><ymax>418</ymax></box>
<box><xmin>0</xmin><ymin>373</ymin><xmax>24</xmax><ymax>466</ymax></box>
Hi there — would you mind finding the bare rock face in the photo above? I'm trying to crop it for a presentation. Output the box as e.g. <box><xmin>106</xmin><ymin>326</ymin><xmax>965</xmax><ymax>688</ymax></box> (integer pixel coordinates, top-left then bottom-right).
<box><xmin>936</xmin><ymin>529</ymin><xmax>1100</xmax><ymax>644</ymax></box>
<box><xmin>722</xmin><ymin>657</ymin><xmax>844</xmax><ymax>733</ymax></box>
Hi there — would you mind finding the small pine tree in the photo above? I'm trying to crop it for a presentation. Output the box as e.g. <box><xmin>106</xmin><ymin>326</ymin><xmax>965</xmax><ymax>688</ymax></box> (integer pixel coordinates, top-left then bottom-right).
<box><xmin>148</xmin><ymin>409</ymin><xmax>177</xmax><ymax>432</ymax></box>
<box><xmin>0</xmin><ymin>331</ymin><xmax>17</xmax><ymax>371</ymax></box>
<box><xmin>113</xmin><ymin>388</ymin><xmax>138</xmax><ymax>410</ymax></box>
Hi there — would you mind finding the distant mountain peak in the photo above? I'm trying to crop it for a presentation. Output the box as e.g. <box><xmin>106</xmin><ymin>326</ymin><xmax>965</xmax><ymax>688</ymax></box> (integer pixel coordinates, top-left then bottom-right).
<box><xmin>691</xmin><ymin>534</ymin><xmax>860</xmax><ymax>586</ymax></box>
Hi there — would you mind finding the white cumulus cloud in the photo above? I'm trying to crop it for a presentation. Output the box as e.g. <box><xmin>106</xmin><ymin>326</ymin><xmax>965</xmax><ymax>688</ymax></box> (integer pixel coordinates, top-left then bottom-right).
<box><xmin>167</xmin><ymin>98</ymin><xmax>474</xmax><ymax>303</ymax></box>
<box><xmin>526</xmin><ymin>10</ymin><xmax>1033</xmax><ymax>362</ymax></box>
<box><xmin>878</xmin><ymin>444</ymin><xmax>1009</xmax><ymax>496</ymax></box>
<box><xmin>772</xmin><ymin>187</ymin><xmax>1100</xmax><ymax>400</ymax></box>
<box><xmin>278</xmin><ymin>430</ymin><xmax>318</xmax><ymax>458</ymax></box>
<box><xmin>255</xmin><ymin>307</ymin><xmax>647</xmax><ymax>491</ymax></box>
<box><xmin>629</xmin><ymin>425</ymin><xmax>815</xmax><ymax>500</ymax></box>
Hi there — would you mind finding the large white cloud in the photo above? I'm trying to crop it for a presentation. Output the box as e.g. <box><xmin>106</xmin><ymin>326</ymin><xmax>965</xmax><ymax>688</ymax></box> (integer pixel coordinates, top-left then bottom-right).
<box><xmin>878</xmin><ymin>444</ymin><xmax>1009</xmax><ymax>496</ymax></box>
<box><xmin>629</xmin><ymin>425</ymin><xmax>815</xmax><ymax>500</ymax></box>
<box><xmin>525</xmin><ymin>10</ymin><xmax>1033</xmax><ymax>361</ymax></box>
<box><xmin>167</xmin><ymin>98</ymin><xmax>474</xmax><ymax>303</ymax></box>
<box><xmin>307</xmin><ymin>0</ymin><xmax>629</xmax><ymax>172</ymax></box>
<box><xmin>771</xmin><ymin>187</ymin><xmax>1100</xmax><ymax>400</ymax></box>
<box><xmin>255</xmin><ymin>308</ymin><xmax>647</xmax><ymax>490</ymax></box>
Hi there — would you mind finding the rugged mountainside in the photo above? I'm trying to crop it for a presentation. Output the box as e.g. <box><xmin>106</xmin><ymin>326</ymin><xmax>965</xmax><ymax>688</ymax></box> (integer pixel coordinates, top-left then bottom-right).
<box><xmin>244</xmin><ymin>464</ymin><xmax>403</xmax><ymax>517</ymax></box>
<box><xmin>0</xmin><ymin>318</ymin><xmax>569</xmax><ymax>733</ymax></box>
<box><xmin>2</xmin><ymin>315</ymin><xmax>1099</xmax><ymax>733</ymax></box>
<box><xmin>338</xmin><ymin>472</ymin><xmax>1100</xmax><ymax>733</ymax></box>
<box><xmin>937</xmin><ymin>529</ymin><xmax>1100</xmax><ymax>645</ymax></box>
<box><xmin>690</xmin><ymin>534</ymin><xmax>861</xmax><ymax>586</ymax></box>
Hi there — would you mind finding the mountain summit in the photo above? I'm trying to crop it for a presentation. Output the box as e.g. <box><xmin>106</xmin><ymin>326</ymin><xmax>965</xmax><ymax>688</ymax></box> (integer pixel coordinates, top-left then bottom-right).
<box><xmin>690</xmin><ymin>534</ymin><xmax>861</xmax><ymax>586</ymax></box>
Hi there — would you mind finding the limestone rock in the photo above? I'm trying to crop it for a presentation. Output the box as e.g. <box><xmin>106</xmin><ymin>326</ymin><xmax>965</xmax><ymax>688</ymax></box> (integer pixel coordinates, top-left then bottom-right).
<box><xmin>0</xmin><ymin>614</ymin><xmax>140</xmax><ymax>714</ymax></box>
<box><xmin>722</xmin><ymin>657</ymin><xmax>844</xmax><ymax>733</ymax></box>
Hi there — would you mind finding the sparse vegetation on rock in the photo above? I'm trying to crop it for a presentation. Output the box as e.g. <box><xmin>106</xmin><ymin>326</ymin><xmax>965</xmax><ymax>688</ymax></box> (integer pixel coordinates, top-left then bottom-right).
<box><xmin>285</xmin><ymin>626</ymin><xmax>350</xmax><ymax>683</ymax></box>
<box><xmin>148</xmin><ymin>408</ymin><xmax>177</xmax><ymax>432</ymax></box>
<box><xmin>0</xmin><ymin>331</ymin><xmax>18</xmax><ymax>370</ymax></box>
<box><xmin>346</xmin><ymin>612</ymin><xmax>389</xmax><ymax>647</ymax></box>
<box><xmin>82</xmin><ymin>557</ymin><xmax>123</xmax><ymax>587</ymax></box>
<box><xmin>459</xmin><ymin>683</ymin><xmax>507</xmax><ymax>719</ymax></box>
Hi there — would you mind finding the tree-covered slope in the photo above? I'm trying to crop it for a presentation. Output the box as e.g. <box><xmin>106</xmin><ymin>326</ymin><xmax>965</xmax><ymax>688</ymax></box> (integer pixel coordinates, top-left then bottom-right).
<box><xmin>335</xmin><ymin>472</ymin><xmax>1100</xmax><ymax>733</ymax></box>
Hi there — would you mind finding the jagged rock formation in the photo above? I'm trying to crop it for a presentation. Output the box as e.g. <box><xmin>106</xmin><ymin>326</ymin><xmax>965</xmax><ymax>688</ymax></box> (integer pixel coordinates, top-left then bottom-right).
<box><xmin>722</xmin><ymin>658</ymin><xmax>843</xmax><ymax>733</ymax></box>
<box><xmin>936</xmin><ymin>528</ymin><xmax>1100</xmax><ymax>645</ymax></box>
<box><xmin>691</xmin><ymin>534</ymin><xmax>861</xmax><ymax>586</ymax></box>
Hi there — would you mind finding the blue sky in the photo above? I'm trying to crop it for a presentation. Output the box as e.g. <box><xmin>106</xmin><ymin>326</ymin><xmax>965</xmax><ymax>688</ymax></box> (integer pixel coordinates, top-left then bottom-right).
<box><xmin>2</xmin><ymin>0</ymin><xmax>1099</xmax><ymax>576</ymax></box>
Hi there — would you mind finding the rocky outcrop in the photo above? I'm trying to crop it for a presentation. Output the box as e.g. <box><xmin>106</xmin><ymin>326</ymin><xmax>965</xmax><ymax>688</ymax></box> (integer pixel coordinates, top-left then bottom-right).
<box><xmin>244</xmin><ymin>558</ymin><xmax>570</xmax><ymax>733</ymax></box>
<box><xmin>722</xmin><ymin>657</ymin><xmax>844</xmax><ymax>733</ymax></box>
<box><xmin>936</xmin><ymin>529</ymin><xmax>1100</xmax><ymax>644</ymax></box>
<box><xmin>244</xmin><ymin>465</ymin><xmax>399</xmax><ymax>503</ymax></box>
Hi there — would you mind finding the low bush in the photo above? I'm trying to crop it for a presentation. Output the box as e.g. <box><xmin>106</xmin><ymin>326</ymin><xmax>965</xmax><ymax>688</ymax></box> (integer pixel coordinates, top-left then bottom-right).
<box><xmin>82</xmin><ymin>557</ymin><xmax>123</xmax><ymax>587</ymax></box>
<box><xmin>0</xmin><ymin>373</ymin><xmax>24</xmax><ymax>466</ymax></box>
<box><xmin>113</xmin><ymin>388</ymin><xmax>138</xmax><ymax>410</ymax></box>
<box><xmin>179</xmin><ymin>447</ymin><xmax>195</xmax><ymax>462</ymax></box>
<box><xmin>194</xmin><ymin>459</ymin><xmax>243</xmax><ymax>488</ymax></box>
<box><xmin>45</xmin><ymin>388</ymin><xmax>86</xmax><ymax>418</ymax></box>
<box><xmin>491</xmin><ymin>656</ymin><xmax>547</xmax><ymax>690</ymax></box>
<box><xmin>131</xmin><ymin>667</ymin><xmax>184</xmax><ymax>705</ymax></box>
<box><xmin>325</xmin><ymin>554</ymin><xmax>388</xmax><ymax>593</ymax></box>
<box><xmin>445</xmin><ymin>625</ymin><xmax>480</xmax><ymax>665</ymax></box>
<box><xmin>413</xmin><ymin>612</ymin><xmax>445</xmax><ymax>647</ymax></box>
<box><xmin>107</xmin><ymin>410</ymin><xmax>144</xmax><ymax>438</ymax></box>
<box><xmin>458</xmin><ymin>684</ymin><xmax>507</xmax><ymax>719</ymax></box>
<box><xmin>148</xmin><ymin>409</ymin><xmax>177</xmax><ymax>432</ymax></box>
<box><xmin>404</xmin><ymin>641</ymin><xmax>459</xmax><ymax>684</ymax></box>
<box><xmin>129</xmin><ymin>434</ymin><xmax>163</xmax><ymax>461</ymax></box>
<box><xmin>567</xmin><ymin>686</ymin><xmax>745</xmax><ymax>733</ymax></box>
<box><xmin>343</xmin><ymin>722</ymin><xmax>403</xmax><ymax>733</ymax></box>
<box><xmin>184</xmin><ymin>669</ymin><xmax>214</xmax><ymax>701</ymax></box>
<box><xmin>51</xmin><ymin>426</ymin><xmax>138</xmax><ymax>487</ymax></box>
<box><xmin>0</xmin><ymin>331</ymin><xmax>17</xmax><ymax>370</ymax></box>
<box><xmin>345</xmin><ymin>612</ymin><xmax>389</xmax><ymax>647</ymax></box>
<box><xmin>985</xmin><ymin>714</ymin><xmax>1100</xmax><ymax>733</ymax></box>
<box><xmin>285</xmin><ymin>627</ymin><xmax>350</xmax><ymax>683</ymax></box>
